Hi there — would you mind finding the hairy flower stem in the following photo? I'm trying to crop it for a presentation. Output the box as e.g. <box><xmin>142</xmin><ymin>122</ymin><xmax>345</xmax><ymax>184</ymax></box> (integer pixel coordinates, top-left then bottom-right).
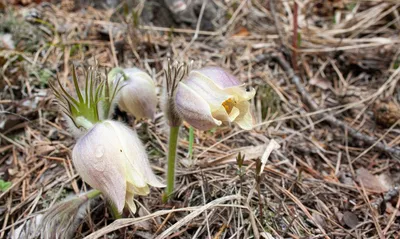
<box><xmin>162</xmin><ymin>125</ymin><xmax>180</xmax><ymax>203</ymax></box>
<box><xmin>84</xmin><ymin>189</ymin><xmax>102</xmax><ymax>199</ymax></box>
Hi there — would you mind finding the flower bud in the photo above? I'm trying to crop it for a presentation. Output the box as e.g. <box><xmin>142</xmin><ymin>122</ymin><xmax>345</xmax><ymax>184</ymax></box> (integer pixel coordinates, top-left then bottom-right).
<box><xmin>175</xmin><ymin>66</ymin><xmax>255</xmax><ymax>130</ymax></box>
<box><xmin>116</xmin><ymin>68</ymin><xmax>157</xmax><ymax>120</ymax></box>
<box><xmin>72</xmin><ymin>120</ymin><xmax>164</xmax><ymax>213</ymax></box>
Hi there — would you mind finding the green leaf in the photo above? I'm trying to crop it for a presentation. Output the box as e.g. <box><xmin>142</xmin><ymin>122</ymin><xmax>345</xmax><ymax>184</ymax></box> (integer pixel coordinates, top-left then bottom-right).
<box><xmin>394</xmin><ymin>58</ymin><xmax>400</xmax><ymax>69</ymax></box>
<box><xmin>0</xmin><ymin>179</ymin><xmax>12</xmax><ymax>192</ymax></box>
<box><xmin>346</xmin><ymin>3</ymin><xmax>356</xmax><ymax>11</ymax></box>
<box><xmin>297</xmin><ymin>32</ymin><xmax>302</xmax><ymax>46</ymax></box>
<box><xmin>188</xmin><ymin>126</ymin><xmax>194</xmax><ymax>160</ymax></box>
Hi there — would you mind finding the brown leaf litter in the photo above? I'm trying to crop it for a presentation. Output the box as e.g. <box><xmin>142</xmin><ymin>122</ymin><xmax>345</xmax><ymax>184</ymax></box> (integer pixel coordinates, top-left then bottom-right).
<box><xmin>1</xmin><ymin>1</ymin><xmax>400</xmax><ymax>238</ymax></box>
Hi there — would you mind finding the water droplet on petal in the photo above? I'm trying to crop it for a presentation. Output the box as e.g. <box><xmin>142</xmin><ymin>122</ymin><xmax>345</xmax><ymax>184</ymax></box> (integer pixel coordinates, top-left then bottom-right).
<box><xmin>95</xmin><ymin>145</ymin><xmax>105</xmax><ymax>158</ymax></box>
<box><xmin>93</xmin><ymin>145</ymin><xmax>106</xmax><ymax>172</ymax></box>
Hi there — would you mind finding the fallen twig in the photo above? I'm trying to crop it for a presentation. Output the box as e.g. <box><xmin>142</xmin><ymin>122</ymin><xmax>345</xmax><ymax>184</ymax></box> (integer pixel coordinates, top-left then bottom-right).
<box><xmin>291</xmin><ymin>1</ymin><xmax>298</xmax><ymax>71</ymax></box>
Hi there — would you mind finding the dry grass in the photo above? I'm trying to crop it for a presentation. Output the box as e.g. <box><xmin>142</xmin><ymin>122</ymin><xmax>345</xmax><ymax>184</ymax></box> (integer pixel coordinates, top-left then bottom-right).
<box><xmin>1</xmin><ymin>0</ymin><xmax>400</xmax><ymax>238</ymax></box>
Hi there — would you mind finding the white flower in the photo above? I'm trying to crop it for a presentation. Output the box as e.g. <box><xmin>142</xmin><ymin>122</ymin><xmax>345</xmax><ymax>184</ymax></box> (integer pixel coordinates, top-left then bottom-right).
<box><xmin>117</xmin><ymin>68</ymin><xmax>157</xmax><ymax>120</ymax></box>
<box><xmin>175</xmin><ymin>66</ymin><xmax>255</xmax><ymax>130</ymax></box>
<box><xmin>72</xmin><ymin>120</ymin><xmax>164</xmax><ymax>213</ymax></box>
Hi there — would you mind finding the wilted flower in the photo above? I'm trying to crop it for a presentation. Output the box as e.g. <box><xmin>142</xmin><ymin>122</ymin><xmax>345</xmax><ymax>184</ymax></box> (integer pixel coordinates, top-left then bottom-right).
<box><xmin>175</xmin><ymin>66</ymin><xmax>255</xmax><ymax>130</ymax></box>
<box><xmin>114</xmin><ymin>68</ymin><xmax>157</xmax><ymax>120</ymax></box>
<box><xmin>72</xmin><ymin>120</ymin><xmax>164</xmax><ymax>213</ymax></box>
<box><xmin>38</xmin><ymin>190</ymin><xmax>100</xmax><ymax>239</ymax></box>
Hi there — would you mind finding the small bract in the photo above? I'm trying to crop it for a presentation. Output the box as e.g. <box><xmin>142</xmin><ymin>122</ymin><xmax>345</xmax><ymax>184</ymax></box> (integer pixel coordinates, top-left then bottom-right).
<box><xmin>175</xmin><ymin>66</ymin><xmax>255</xmax><ymax>130</ymax></box>
<box><xmin>72</xmin><ymin>120</ymin><xmax>164</xmax><ymax>213</ymax></box>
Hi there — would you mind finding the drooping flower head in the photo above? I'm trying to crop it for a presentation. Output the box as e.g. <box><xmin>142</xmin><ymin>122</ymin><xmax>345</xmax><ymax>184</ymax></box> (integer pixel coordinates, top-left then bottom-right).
<box><xmin>175</xmin><ymin>66</ymin><xmax>255</xmax><ymax>130</ymax></box>
<box><xmin>113</xmin><ymin>68</ymin><xmax>157</xmax><ymax>120</ymax></box>
<box><xmin>72</xmin><ymin>120</ymin><xmax>164</xmax><ymax>213</ymax></box>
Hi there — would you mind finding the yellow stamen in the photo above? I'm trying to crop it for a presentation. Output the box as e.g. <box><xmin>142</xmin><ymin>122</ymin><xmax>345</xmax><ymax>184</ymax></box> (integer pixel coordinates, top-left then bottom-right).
<box><xmin>222</xmin><ymin>98</ymin><xmax>236</xmax><ymax>114</ymax></box>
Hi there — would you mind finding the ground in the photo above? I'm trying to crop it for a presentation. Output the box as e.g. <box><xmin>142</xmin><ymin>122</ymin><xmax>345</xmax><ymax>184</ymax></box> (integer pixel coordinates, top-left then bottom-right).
<box><xmin>1</xmin><ymin>0</ymin><xmax>400</xmax><ymax>238</ymax></box>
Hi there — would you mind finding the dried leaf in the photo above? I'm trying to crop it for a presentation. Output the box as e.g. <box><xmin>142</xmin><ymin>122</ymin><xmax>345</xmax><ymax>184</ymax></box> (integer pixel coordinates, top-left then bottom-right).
<box><xmin>309</xmin><ymin>77</ymin><xmax>331</xmax><ymax>90</ymax></box>
<box><xmin>233</xmin><ymin>27</ymin><xmax>250</xmax><ymax>37</ymax></box>
<box><xmin>356</xmin><ymin>168</ymin><xmax>389</xmax><ymax>193</ymax></box>
<box><xmin>385</xmin><ymin>202</ymin><xmax>400</xmax><ymax>216</ymax></box>
<box><xmin>342</xmin><ymin>211</ymin><xmax>359</xmax><ymax>229</ymax></box>
<box><xmin>312</xmin><ymin>212</ymin><xmax>326</xmax><ymax>228</ymax></box>
<box><xmin>34</xmin><ymin>144</ymin><xmax>56</xmax><ymax>156</ymax></box>
<box><xmin>259</xmin><ymin>139</ymin><xmax>280</xmax><ymax>175</ymax></box>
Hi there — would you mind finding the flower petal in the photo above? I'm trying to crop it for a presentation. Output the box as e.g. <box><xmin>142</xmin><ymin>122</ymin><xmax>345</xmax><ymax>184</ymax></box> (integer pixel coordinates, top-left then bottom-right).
<box><xmin>125</xmin><ymin>183</ymin><xmax>150</xmax><ymax>214</ymax></box>
<box><xmin>128</xmin><ymin>183</ymin><xmax>150</xmax><ymax>196</ymax></box>
<box><xmin>125</xmin><ymin>191</ymin><xmax>137</xmax><ymax>213</ymax></box>
<box><xmin>233</xmin><ymin>101</ymin><xmax>254</xmax><ymax>130</ymax></box>
<box><xmin>185</xmin><ymin>71</ymin><xmax>232</xmax><ymax>110</ymax></box>
<box><xmin>175</xmin><ymin>82</ymin><xmax>221</xmax><ymax>130</ymax></box>
<box><xmin>195</xmin><ymin>66</ymin><xmax>240</xmax><ymax>88</ymax></box>
<box><xmin>224</xmin><ymin>86</ymin><xmax>256</xmax><ymax>101</ymax></box>
<box><xmin>119</xmin><ymin>70</ymin><xmax>157</xmax><ymax>120</ymax></box>
<box><xmin>72</xmin><ymin>123</ymin><xmax>127</xmax><ymax>213</ymax></box>
<box><xmin>106</xmin><ymin>121</ymin><xmax>165</xmax><ymax>188</ymax></box>
<box><xmin>210</xmin><ymin>105</ymin><xmax>230</xmax><ymax>123</ymax></box>
<box><xmin>228</xmin><ymin>106</ymin><xmax>240</xmax><ymax>121</ymax></box>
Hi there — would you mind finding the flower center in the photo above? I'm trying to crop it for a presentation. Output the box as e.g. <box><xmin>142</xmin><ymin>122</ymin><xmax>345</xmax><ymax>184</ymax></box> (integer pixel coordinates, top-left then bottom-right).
<box><xmin>222</xmin><ymin>98</ymin><xmax>236</xmax><ymax>114</ymax></box>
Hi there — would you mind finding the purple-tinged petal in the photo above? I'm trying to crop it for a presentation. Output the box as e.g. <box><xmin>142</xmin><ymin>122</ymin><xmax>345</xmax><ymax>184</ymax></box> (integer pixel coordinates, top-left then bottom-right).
<box><xmin>194</xmin><ymin>66</ymin><xmax>240</xmax><ymax>88</ymax></box>
<box><xmin>175</xmin><ymin>82</ymin><xmax>221</xmax><ymax>130</ymax></box>
<box><xmin>72</xmin><ymin>123</ymin><xmax>127</xmax><ymax>212</ymax></box>
<box><xmin>117</xmin><ymin>68</ymin><xmax>157</xmax><ymax>120</ymax></box>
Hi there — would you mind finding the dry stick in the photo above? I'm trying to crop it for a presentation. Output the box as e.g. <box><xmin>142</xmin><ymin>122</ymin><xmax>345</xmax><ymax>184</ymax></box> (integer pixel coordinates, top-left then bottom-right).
<box><xmin>269</xmin><ymin>0</ymin><xmax>284</xmax><ymax>46</ymax></box>
<box><xmin>383</xmin><ymin>190</ymin><xmax>400</xmax><ymax>234</ymax></box>
<box><xmin>181</xmin><ymin>0</ymin><xmax>207</xmax><ymax>55</ymax></box>
<box><xmin>272</xmin><ymin>54</ymin><xmax>400</xmax><ymax>157</ymax></box>
<box><xmin>291</xmin><ymin>1</ymin><xmax>298</xmax><ymax>72</ymax></box>
<box><xmin>359</xmin><ymin>182</ymin><xmax>385</xmax><ymax>239</ymax></box>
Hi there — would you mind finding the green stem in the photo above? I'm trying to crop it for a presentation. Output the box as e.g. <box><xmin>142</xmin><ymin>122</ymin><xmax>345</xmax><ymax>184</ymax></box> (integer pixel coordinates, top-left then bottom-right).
<box><xmin>84</xmin><ymin>189</ymin><xmax>102</xmax><ymax>199</ymax></box>
<box><xmin>188</xmin><ymin>126</ymin><xmax>194</xmax><ymax>160</ymax></box>
<box><xmin>162</xmin><ymin>125</ymin><xmax>180</xmax><ymax>203</ymax></box>
<box><xmin>101</xmin><ymin>67</ymin><xmax>127</xmax><ymax>120</ymax></box>
<box><xmin>75</xmin><ymin>116</ymin><xmax>94</xmax><ymax>130</ymax></box>
<box><xmin>110</xmin><ymin>203</ymin><xmax>122</xmax><ymax>219</ymax></box>
<box><xmin>81</xmin><ymin>189</ymin><xmax>121</xmax><ymax>219</ymax></box>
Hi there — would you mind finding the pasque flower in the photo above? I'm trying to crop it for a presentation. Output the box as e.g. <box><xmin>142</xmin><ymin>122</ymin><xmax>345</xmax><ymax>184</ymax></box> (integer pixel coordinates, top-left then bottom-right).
<box><xmin>72</xmin><ymin>120</ymin><xmax>164</xmax><ymax>213</ymax></box>
<box><xmin>115</xmin><ymin>68</ymin><xmax>157</xmax><ymax>120</ymax></box>
<box><xmin>160</xmin><ymin>61</ymin><xmax>187</xmax><ymax>203</ymax></box>
<box><xmin>175</xmin><ymin>66</ymin><xmax>255</xmax><ymax>130</ymax></box>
